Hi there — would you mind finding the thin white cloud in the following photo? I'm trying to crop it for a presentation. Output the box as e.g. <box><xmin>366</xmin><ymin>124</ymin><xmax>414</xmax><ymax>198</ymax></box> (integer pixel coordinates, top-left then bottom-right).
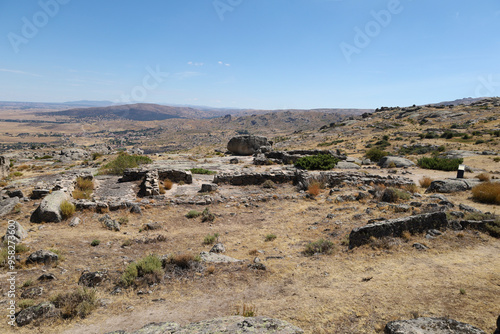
<box><xmin>0</xmin><ymin>68</ymin><xmax>41</xmax><ymax>77</ymax></box>
<box><xmin>218</xmin><ymin>61</ymin><xmax>231</xmax><ymax>67</ymax></box>
<box><xmin>187</xmin><ymin>61</ymin><xmax>204</xmax><ymax>66</ymax></box>
<box><xmin>173</xmin><ymin>71</ymin><xmax>203</xmax><ymax>79</ymax></box>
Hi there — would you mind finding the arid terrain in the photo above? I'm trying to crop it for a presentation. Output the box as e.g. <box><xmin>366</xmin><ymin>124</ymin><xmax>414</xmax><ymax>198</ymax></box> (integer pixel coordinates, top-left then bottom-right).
<box><xmin>0</xmin><ymin>98</ymin><xmax>499</xmax><ymax>333</ymax></box>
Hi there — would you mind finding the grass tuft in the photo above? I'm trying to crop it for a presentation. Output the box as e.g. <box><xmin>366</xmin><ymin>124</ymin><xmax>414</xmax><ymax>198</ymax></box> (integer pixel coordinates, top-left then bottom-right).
<box><xmin>304</xmin><ymin>239</ymin><xmax>334</xmax><ymax>256</ymax></box>
<box><xmin>100</xmin><ymin>153</ymin><xmax>152</xmax><ymax>175</ymax></box>
<box><xmin>51</xmin><ymin>287</ymin><xmax>97</xmax><ymax>319</ymax></box>
<box><xmin>471</xmin><ymin>182</ymin><xmax>500</xmax><ymax>205</ymax></box>
<box><xmin>60</xmin><ymin>200</ymin><xmax>76</xmax><ymax>220</ymax></box>
<box><xmin>419</xmin><ymin>176</ymin><xmax>433</xmax><ymax>188</ymax></box>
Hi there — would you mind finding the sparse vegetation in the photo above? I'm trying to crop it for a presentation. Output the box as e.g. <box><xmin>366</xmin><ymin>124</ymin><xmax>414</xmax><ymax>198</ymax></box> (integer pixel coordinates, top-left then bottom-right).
<box><xmin>100</xmin><ymin>153</ymin><xmax>152</xmax><ymax>175</ymax></box>
<box><xmin>51</xmin><ymin>287</ymin><xmax>98</xmax><ymax>319</ymax></box>
<box><xmin>262</xmin><ymin>180</ymin><xmax>276</xmax><ymax>189</ymax></box>
<box><xmin>304</xmin><ymin>239</ymin><xmax>334</xmax><ymax>256</ymax></box>
<box><xmin>294</xmin><ymin>154</ymin><xmax>339</xmax><ymax>170</ymax></box>
<box><xmin>381</xmin><ymin>187</ymin><xmax>411</xmax><ymax>202</ymax></box>
<box><xmin>18</xmin><ymin>299</ymin><xmax>35</xmax><ymax>310</ymax></box>
<box><xmin>307</xmin><ymin>181</ymin><xmax>322</xmax><ymax>197</ymax></box>
<box><xmin>417</xmin><ymin>157</ymin><xmax>463</xmax><ymax>171</ymax></box>
<box><xmin>120</xmin><ymin>254</ymin><xmax>163</xmax><ymax>287</ymax></box>
<box><xmin>234</xmin><ymin>303</ymin><xmax>257</xmax><ymax>317</ymax></box>
<box><xmin>471</xmin><ymin>182</ymin><xmax>500</xmax><ymax>205</ymax></box>
<box><xmin>186</xmin><ymin>210</ymin><xmax>201</xmax><ymax>218</ymax></box>
<box><xmin>91</xmin><ymin>239</ymin><xmax>100</xmax><ymax>247</ymax></box>
<box><xmin>365</xmin><ymin>147</ymin><xmax>389</xmax><ymax>162</ymax></box>
<box><xmin>73</xmin><ymin>177</ymin><xmax>94</xmax><ymax>199</ymax></box>
<box><xmin>163</xmin><ymin>179</ymin><xmax>173</xmax><ymax>190</ymax></box>
<box><xmin>201</xmin><ymin>207</ymin><xmax>215</xmax><ymax>222</ymax></box>
<box><xmin>189</xmin><ymin>168</ymin><xmax>217</xmax><ymax>175</ymax></box>
<box><xmin>60</xmin><ymin>200</ymin><xmax>76</xmax><ymax>220</ymax></box>
<box><xmin>476</xmin><ymin>173</ymin><xmax>491</xmax><ymax>182</ymax></box>
<box><xmin>419</xmin><ymin>176</ymin><xmax>433</xmax><ymax>188</ymax></box>
<box><xmin>203</xmin><ymin>233</ymin><xmax>219</xmax><ymax>245</ymax></box>
<box><xmin>265</xmin><ymin>233</ymin><xmax>277</xmax><ymax>242</ymax></box>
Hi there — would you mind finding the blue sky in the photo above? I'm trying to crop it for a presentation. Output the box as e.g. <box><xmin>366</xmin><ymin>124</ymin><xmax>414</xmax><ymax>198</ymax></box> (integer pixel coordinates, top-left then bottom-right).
<box><xmin>0</xmin><ymin>0</ymin><xmax>499</xmax><ymax>109</ymax></box>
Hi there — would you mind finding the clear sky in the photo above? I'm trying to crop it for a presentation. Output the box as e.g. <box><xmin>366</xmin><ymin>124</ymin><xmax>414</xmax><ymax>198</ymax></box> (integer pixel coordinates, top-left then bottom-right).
<box><xmin>0</xmin><ymin>0</ymin><xmax>499</xmax><ymax>109</ymax></box>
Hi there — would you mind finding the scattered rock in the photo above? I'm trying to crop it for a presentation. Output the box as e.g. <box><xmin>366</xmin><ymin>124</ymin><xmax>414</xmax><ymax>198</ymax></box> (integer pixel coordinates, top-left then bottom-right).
<box><xmin>413</xmin><ymin>243</ymin><xmax>429</xmax><ymax>250</ymax></box>
<box><xmin>335</xmin><ymin>161</ymin><xmax>361</xmax><ymax>169</ymax></box>
<box><xmin>26</xmin><ymin>250</ymin><xmax>59</xmax><ymax>265</ymax></box>
<box><xmin>0</xmin><ymin>197</ymin><xmax>20</xmax><ymax>217</ymax></box>
<box><xmin>30</xmin><ymin>190</ymin><xmax>69</xmax><ymax>223</ymax></box>
<box><xmin>230</xmin><ymin>158</ymin><xmax>239</xmax><ymax>164</ymax></box>
<box><xmin>248</xmin><ymin>263</ymin><xmax>267</xmax><ymax>270</ymax></box>
<box><xmin>199</xmin><ymin>251</ymin><xmax>241</xmax><ymax>263</ymax></box>
<box><xmin>16</xmin><ymin>301</ymin><xmax>60</xmax><ymax>327</ymax></box>
<box><xmin>21</xmin><ymin>287</ymin><xmax>44</xmax><ymax>299</ymax></box>
<box><xmin>129</xmin><ymin>204</ymin><xmax>142</xmax><ymax>215</ymax></box>
<box><xmin>7</xmin><ymin>189</ymin><xmax>24</xmax><ymax>198</ymax></box>
<box><xmin>200</xmin><ymin>183</ymin><xmax>218</xmax><ymax>193</ymax></box>
<box><xmin>142</xmin><ymin>222</ymin><xmax>162</xmax><ymax>231</ymax></box>
<box><xmin>209</xmin><ymin>243</ymin><xmax>225</xmax><ymax>253</ymax></box>
<box><xmin>2</xmin><ymin>220</ymin><xmax>27</xmax><ymax>244</ymax></box>
<box><xmin>227</xmin><ymin>135</ymin><xmax>270</xmax><ymax>155</ymax></box>
<box><xmin>30</xmin><ymin>188</ymin><xmax>51</xmax><ymax>200</ymax></box>
<box><xmin>385</xmin><ymin>317</ymin><xmax>486</xmax><ymax>334</ymax></box>
<box><xmin>69</xmin><ymin>216</ymin><xmax>81</xmax><ymax>227</ymax></box>
<box><xmin>378</xmin><ymin>156</ymin><xmax>416</xmax><ymax>168</ymax></box>
<box><xmin>459</xmin><ymin>203</ymin><xmax>481</xmax><ymax>213</ymax></box>
<box><xmin>426</xmin><ymin>179</ymin><xmax>480</xmax><ymax>193</ymax></box>
<box><xmin>0</xmin><ymin>156</ymin><xmax>9</xmax><ymax>178</ymax></box>
<box><xmin>38</xmin><ymin>273</ymin><xmax>56</xmax><ymax>281</ymax></box>
<box><xmin>78</xmin><ymin>270</ymin><xmax>108</xmax><ymax>287</ymax></box>
<box><xmin>99</xmin><ymin>215</ymin><xmax>120</xmax><ymax>231</ymax></box>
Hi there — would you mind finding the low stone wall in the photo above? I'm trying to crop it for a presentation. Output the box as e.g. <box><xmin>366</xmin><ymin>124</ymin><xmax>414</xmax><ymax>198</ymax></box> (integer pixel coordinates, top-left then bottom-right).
<box><xmin>121</xmin><ymin>168</ymin><xmax>192</xmax><ymax>184</ymax></box>
<box><xmin>295</xmin><ymin>171</ymin><xmax>415</xmax><ymax>190</ymax></box>
<box><xmin>349</xmin><ymin>212</ymin><xmax>448</xmax><ymax>248</ymax></box>
<box><xmin>213</xmin><ymin>171</ymin><xmax>296</xmax><ymax>185</ymax></box>
<box><xmin>265</xmin><ymin>149</ymin><xmax>346</xmax><ymax>165</ymax></box>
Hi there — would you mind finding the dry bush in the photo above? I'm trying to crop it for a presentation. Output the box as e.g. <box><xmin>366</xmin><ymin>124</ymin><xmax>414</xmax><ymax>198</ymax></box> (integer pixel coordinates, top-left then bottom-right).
<box><xmin>51</xmin><ymin>288</ymin><xmax>97</xmax><ymax>319</ymax></box>
<box><xmin>206</xmin><ymin>265</ymin><xmax>216</xmax><ymax>275</ymax></box>
<box><xmin>419</xmin><ymin>176</ymin><xmax>433</xmax><ymax>188</ymax></box>
<box><xmin>76</xmin><ymin>177</ymin><xmax>94</xmax><ymax>191</ymax></box>
<box><xmin>163</xmin><ymin>179</ymin><xmax>173</xmax><ymax>190</ymax></box>
<box><xmin>403</xmin><ymin>184</ymin><xmax>419</xmax><ymax>193</ymax></box>
<box><xmin>401</xmin><ymin>231</ymin><xmax>412</xmax><ymax>241</ymax></box>
<box><xmin>307</xmin><ymin>181</ymin><xmax>322</xmax><ymax>197</ymax></box>
<box><xmin>159</xmin><ymin>185</ymin><xmax>166</xmax><ymax>194</ymax></box>
<box><xmin>17</xmin><ymin>164</ymin><xmax>30</xmax><ymax>171</ymax></box>
<box><xmin>471</xmin><ymin>182</ymin><xmax>500</xmax><ymax>205</ymax></box>
<box><xmin>304</xmin><ymin>239</ymin><xmax>334</xmax><ymax>256</ymax></box>
<box><xmin>476</xmin><ymin>173</ymin><xmax>491</xmax><ymax>182</ymax></box>
<box><xmin>168</xmin><ymin>253</ymin><xmax>196</xmax><ymax>269</ymax></box>
<box><xmin>234</xmin><ymin>303</ymin><xmax>257</xmax><ymax>317</ymax></box>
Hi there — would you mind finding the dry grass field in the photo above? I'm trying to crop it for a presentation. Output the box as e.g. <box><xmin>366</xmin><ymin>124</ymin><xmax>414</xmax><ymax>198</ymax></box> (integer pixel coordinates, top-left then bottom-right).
<box><xmin>0</xmin><ymin>98</ymin><xmax>499</xmax><ymax>333</ymax></box>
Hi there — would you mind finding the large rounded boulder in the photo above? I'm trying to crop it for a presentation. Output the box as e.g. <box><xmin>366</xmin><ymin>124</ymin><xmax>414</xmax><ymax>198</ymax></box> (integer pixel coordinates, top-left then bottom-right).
<box><xmin>227</xmin><ymin>135</ymin><xmax>270</xmax><ymax>155</ymax></box>
<box><xmin>385</xmin><ymin>317</ymin><xmax>486</xmax><ymax>334</ymax></box>
<box><xmin>30</xmin><ymin>190</ymin><xmax>69</xmax><ymax>223</ymax></box>
<box><xmin>378</xmin><ymin>156</ymin><xmax>416</xmax><ymax>168</ymax></box>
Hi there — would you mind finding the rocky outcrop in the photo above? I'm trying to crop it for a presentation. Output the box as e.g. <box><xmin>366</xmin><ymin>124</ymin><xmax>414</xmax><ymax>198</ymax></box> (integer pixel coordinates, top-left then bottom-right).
<box><xmin>199</xmin><ymin>251</ymin><xmax>241</xmax><ymax>263</ymax></box>
<box><xmin>2</xmin><ymin>220</ymin><xmax>27</xmax><ymax>244</ymax></box>
<box><xmin>78</xmin><ymin>270</ymin><xmax>108</xmax><ymax>287</ymax></box>
<box><xmin>30</xmin><ymin>191</ymin><xmax>69</xmax><ymax>223</ymax></box>
<box><xmin>200</xmin><ymin>183</ymin><xmax>218</xmax><ymax>193</ymax></box>
<box><xmin>107</xmin><ymin>316</ymin><xmax>303</xmax><ymax>334</ymax></box>
<box><xmin>0</xmin><ymin>156</ymin><xmax>9</xmax><ymax>178</ymax></box>
<box><xmin>335</xmin><ymin>161</ymin><xmax>361</xmax><ymax>169</ymax></box>
<box><xmin>0</xmin><ymin>197</ymin><xmax>20</xmax><ymax>217</ymax></box>
<box><xmin>349</xmin><ymin>212</ymin><xmax>448</xmax><ymax>248</ymax></box>
<box><xmin>227</xmin><ymin>135</ymin><xmax>271</xmax><ymax>155</ymax></box>
<box><xmin>385</xmin><ymin>317</ymin><xmax>486</xmax><ymax>334</ymax></box>
<box><xmin>16</xmin><ymin>301</ymin><xmax>60</xmax><ymax>326</ymax></box>
<box><xmin>378</xmin><ymin>156</ymin><xmax>416</xmax><ymax>168</ymax></box>
<box><xmin>426</xmin><ymin>179</ymin><xmax>480</xmax><ymax>193</ymax></box>
<box><xmin>26</xmin><ymin>250</ymin><xmax>59</xmax><ymax>265</ymax></box>
<box><xmin>56</xmin><ymin>148</ymin><xmax>90</xmax><ymax>162</ymax></box>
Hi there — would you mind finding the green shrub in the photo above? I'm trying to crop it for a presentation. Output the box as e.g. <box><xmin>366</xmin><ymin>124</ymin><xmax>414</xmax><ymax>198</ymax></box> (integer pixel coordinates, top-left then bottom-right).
<box><xmin>91</xmin><ymin>239</ymin><xmax>100</xmax><ymax>247</ymax></box>
<box><xmin>91</xmin><ymin>152</ymin><xmax>103</xmax><ymax>160</ymax></box>
<box><xmin>365</xmin><ymin>147</ymin><xmax>389</xmax><ymax>162</ymax></box>
<box><xmin>120</xmin><ymin>254</ymin><xmax>163</xmax><ymax>287</ymax></box>
<box><xmin>381</xmin><ymin>187</ymin><xmax>411</xmax><ymax>202</ymax></box>
<box><xmin>60</xmin><ymin>200</ymin><xmax>76</xmax><ymax>220</ymax></box>
<box><xmin>304</xmin><ymin>239</ymin><xmax>334</xmax><ymax>256</ymax></box>
<box><xmin>100</xmin><ymin>153</ymin><xmax>152</xmax><ymax>175</ymax></box>
<box><xmin>417</xmin><ymin>157</ymin><xmax>463</xmax><ymax>171</ymax></box>
<box><xmin>51</xmin><ymin>287</ymin><xmax>97</xmax><ymax>319</ymax></box>
<box><xmin>189</xmin><ymin>168</ymin><xmax>217</xmax><ymax>175</ymax></box>
<box><xmin>265</xmin><ymin>234</ymin><xmax>277</xmax><ymax>242</ymax></box>
<box><xmin>201</xmin><ymin>207</ymin><xmax>215</xmax><ymax>222</ymax></box>
<box><xmin>18</xmin><ymin>299</ymin><xmax>35</xmax><ymax>310</ymax></box>
<box><xmin>294</xmin><ymin>154</ymin><xmax>339</xmax><ymax>170</ymax></box>
<box><xmin>186</xmin><ymin>210</ymin><xmax>201</xmax><ymax>218</ymax></box>
<box><xmin>203</xmin><ymin>233</ymin><xmax>219</xmax><ymax>245</ymax></box>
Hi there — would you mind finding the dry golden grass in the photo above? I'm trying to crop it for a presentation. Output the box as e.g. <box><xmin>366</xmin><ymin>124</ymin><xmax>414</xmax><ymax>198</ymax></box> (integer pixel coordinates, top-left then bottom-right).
<box><xmin>307</xmin><ymin>181</ymin><xmax>322</xmax><ymax>197</ymax></box>
<box><xmin>471</xmin><ymin>182</ymin><xmax>500</xmax><ymax>205</ymax></box>
<box><xmin>419</xmin><ymin>176</ymin><xmax>433</xmax><ymax>188</ymax></box>
<box><xmin>163</xmin><ymin>179</ymin><xmax>173</xmax><ymax>190</ymax></box>
<box><xmin>476</xmin><ymin>173</ymin><xmax>491</xmax><ymax>182</ymax></box>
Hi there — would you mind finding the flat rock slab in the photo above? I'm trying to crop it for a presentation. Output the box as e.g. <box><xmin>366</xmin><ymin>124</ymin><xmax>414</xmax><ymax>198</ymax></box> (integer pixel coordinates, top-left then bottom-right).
<box><xmin>199</xmin><ymin>251</ymin><xmax>242</xmax><ymax>263</ymax></box>
<box><xmin>94</xmin><ymin>175</ymin><xmax>137</xmax><ymax>202</ymax></box>
<box><xmin>107</xmin><ymin>316</ymin><xmax>303</xmax><ymax>334</ymax></box>
<box><xmin>426</xmin><ymin>179</ymin><xmax>480</xmax><ymax>193</ymax></box>
<box><xmin>385</xmin><ymin>317</ymin><xmax>486</xmax><ymax>334</ymax></box>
